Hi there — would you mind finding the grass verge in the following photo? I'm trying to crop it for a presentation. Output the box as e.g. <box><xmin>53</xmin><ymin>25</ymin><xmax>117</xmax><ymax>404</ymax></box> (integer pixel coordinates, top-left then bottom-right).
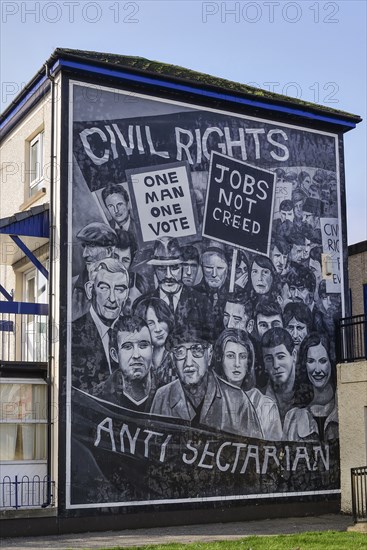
<box><xmin>100</xmin><ymin>530</ymin><xmax>366</xmax><ymax>550</ymax></box>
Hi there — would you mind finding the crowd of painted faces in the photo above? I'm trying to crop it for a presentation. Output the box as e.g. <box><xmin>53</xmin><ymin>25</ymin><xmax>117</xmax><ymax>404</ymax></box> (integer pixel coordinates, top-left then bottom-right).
<box><xmin>71</xmin><ymin>169</ymin><xmax>340</xmax><ymax>444</ymax></box>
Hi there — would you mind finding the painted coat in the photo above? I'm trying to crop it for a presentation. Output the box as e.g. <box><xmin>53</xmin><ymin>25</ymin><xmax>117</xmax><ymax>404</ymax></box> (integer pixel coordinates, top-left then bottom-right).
<box><xmin>282</xmin><ymin>400</ymin><xmax>338</xmax><ymax>442</ymax></box>
<box><xmin>150</xmin><ymin>371</ymin><xmax>263</xmax><ymax>438</ymax></box>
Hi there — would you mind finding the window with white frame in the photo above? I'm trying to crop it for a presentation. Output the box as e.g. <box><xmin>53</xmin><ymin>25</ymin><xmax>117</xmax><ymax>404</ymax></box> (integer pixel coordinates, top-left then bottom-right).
<box><xmin>22</xmin><ymin>262</ymin><xmax>48</xmax><ymax>362</ymax></box>
<box><xmin>29</xmin><ymin>131</ymin><xmax>44</xmax><ymax>196</ymax></box>
<box><xmin>0</xmin><ymin>380</ymin><xmax>47</xmax><ymax>462</ymax></box>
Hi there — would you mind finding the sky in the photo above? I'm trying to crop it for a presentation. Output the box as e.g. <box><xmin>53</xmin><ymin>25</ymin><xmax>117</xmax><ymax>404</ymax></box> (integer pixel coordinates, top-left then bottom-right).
<box><xmin>1</xmin><ymin>0</ymin><xmax>366</xmax><ymax>244</ymax></box>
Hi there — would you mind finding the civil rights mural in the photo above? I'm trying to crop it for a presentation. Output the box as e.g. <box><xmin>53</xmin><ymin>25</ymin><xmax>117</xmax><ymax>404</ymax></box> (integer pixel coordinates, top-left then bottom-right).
<box><xmin>66</xmin><ymin>82</ymin><xmax>343</xmax><ymax>508</ymax></box>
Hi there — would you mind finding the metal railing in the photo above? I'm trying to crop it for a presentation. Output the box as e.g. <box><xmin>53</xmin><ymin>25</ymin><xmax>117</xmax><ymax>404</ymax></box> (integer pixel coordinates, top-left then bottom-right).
<box><xmin>336</xmin><ymin>314</ymin><xmax>367</xmax><ymax>363</ymax></box>
<box><xmin>0</xmin><ymin>475</ymin><xmax>55</xmax><ymax>510</ymax></box>
<box><xmin>0</xmin><ymin>311</ymin><xmax>48</xmax><ymax>362</ymax></box>
<box><xmin>351</xmin><ymin>467</ymin><xmax>367</xmax><ymax>522</ymax></box>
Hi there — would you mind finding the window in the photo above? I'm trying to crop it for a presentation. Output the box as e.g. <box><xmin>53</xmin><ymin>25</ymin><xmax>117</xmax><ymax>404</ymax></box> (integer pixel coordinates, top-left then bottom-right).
<box><xmin>29</xmin><ymin>131</ymin><xmax>44</xmax><ymax>196</ymax></box>
<box><xmin>0</xmin><ymin>381</ymin><xmax>47</xmax><ymax>461</ymax></box>
<box><xmin>22</xmin><ymin>263</ymin><xmax>48</xmax><ymax>362</ymax></box>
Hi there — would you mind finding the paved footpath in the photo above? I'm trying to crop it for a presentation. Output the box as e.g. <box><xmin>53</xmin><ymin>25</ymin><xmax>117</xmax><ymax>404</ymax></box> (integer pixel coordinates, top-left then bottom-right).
<box><xmin>0</xmin><ymin>514</ymin><xmax>357</xmax><ymax>550</ymax></box>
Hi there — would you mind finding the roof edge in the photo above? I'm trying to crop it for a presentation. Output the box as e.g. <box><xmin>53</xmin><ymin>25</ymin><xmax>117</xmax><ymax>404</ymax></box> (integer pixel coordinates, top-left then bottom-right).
<box><xmin>348</xmin><ymin>240</ymin><xmax>367</xmax><ymax>256</ymax></box>
<box><xmin>1</xmin><ymin>48</ymin><xmax>363</xmax><ymax>131</ymax></box>
<box><xmin>55</xmin><ymin>48</ymin><xmax>362</xmax><ymax>124</ymax></box>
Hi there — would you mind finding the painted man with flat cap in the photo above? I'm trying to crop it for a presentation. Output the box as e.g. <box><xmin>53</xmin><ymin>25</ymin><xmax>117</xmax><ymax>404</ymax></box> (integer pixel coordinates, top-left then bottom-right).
<box><xmin>150</xmin><ymin>323</ymin><xmax>263</xmax><ymax>438</ymax></box>
<box><xmin>141</xmin><ymin>236</ymin><xmax>208</xmax><ymax>336</ymax></box>
<box><xmin>72</xmin><ymin>222</ymin><xmax>118</xmax><ymax>320</ymax></box>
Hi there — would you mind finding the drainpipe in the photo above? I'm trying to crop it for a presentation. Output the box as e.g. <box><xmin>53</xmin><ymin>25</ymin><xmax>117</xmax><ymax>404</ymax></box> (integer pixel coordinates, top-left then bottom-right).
<box><xmin>42</xmin><ymin>61</ymin><xmax>55</xmax><ymax>508</ymax></box>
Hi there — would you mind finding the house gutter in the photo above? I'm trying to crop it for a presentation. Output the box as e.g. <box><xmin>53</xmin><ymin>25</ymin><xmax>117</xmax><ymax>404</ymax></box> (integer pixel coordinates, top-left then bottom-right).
<box><xmin>42</xmin><ymin>62</ymin><xmax>56</xmax><ymax>508</ymax></box>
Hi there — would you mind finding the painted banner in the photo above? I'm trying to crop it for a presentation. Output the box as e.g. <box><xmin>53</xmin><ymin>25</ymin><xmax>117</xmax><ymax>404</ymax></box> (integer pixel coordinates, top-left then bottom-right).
<box><xmin>66</xmin><ymin>82</ymin><xmax>343</xmax><ymax>510</ymax></box>
<box><xmin>71</xmin><ymin>388</ymin><xmax>339</xmax><ymax>506</ymax></box>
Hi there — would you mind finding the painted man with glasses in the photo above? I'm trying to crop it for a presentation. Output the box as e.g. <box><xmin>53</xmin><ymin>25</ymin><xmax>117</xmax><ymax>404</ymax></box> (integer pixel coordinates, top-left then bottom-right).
<box><xmin>150</xmin><ymin>325</ymin><xmax>263</xmax><ymax>438</ymax></box>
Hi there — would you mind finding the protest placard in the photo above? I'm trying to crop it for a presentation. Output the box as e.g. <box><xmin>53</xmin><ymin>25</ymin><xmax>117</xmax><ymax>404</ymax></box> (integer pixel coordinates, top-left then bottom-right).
<box><xmin>126</xmin><ymin>162</ymin><xmax>197</xmax><ymax>245</ymax></box>
<box><xmin>320</xmin><ymin>217</ymin><xmax>341</xmax><ymax>292</ymax></box>
<box><xmin>202</xmin><ymin>152</ymin><xmax>276</xmax><ymax>255</ymax></box>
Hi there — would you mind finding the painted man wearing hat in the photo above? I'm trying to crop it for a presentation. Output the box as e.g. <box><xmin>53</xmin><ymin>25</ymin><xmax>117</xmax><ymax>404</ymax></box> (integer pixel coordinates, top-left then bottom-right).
<box><xmin>291</xmin><ymin>188</ymin><xmax>307</xmax><ymax>231</ymax></box>
<box><xmin>150</xmin><ymin>324</ymin><xmax>263</xmax><ymax>438</ymax></box>
<box><xmin>302</xmin><ymin>198</ymin><xmax>322</xmax><ymax>242</ymax></box>
<box><xmin>72</xmin><ymin>222</ymin><xmax>118</xmax><ymax>321</ymax></box>
<box><xmin>142</xmin><ymin>236</ymin><xmax>208</xmax><ymax>336</ymax></box>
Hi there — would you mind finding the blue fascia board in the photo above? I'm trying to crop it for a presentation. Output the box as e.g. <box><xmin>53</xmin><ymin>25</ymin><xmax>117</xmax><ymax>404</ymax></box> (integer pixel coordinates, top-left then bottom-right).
<box><xmin>0</xmin><ymin>301</ymin><xmax>48</xmax><ymax>315</ymax></box>
<box><xmin>0</xmin><ymin>60</ymin><xmax>60</xmax><ymax>131</ymax></box>
<box><xmin>1</xmin><ymin>57</ymin><xmax>357</xmax><ymax>131</ymax></box>
<box><xmin>1</xmin><ymin>74</ymin><xmax>48</xmax><ymax>131</ymax></box>
<box><xmin>59</xmin><ymin>59</ymin><xmax>356</xmax><ymax>129</ymax></box>
<box><xmin>0</xmin><ymin>210</ymin><xmax>49</xmax><ymax>238</ymax></box>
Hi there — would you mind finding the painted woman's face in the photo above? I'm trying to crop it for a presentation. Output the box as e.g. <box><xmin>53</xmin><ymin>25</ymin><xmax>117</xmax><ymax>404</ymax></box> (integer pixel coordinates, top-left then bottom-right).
<box><xmin>251</xmin><ymin>262</ymin><xmax>273</xmax><ymax>294</ymax></box>
<box><xmin>222</xmin><ymin>341</ymin><xmax>248</xmax><ymax>387</ymax></box>
<box><xmin>306</xmin><ymin>343</ymin><xmax>331</xmax><ymax>390</ymax></box>
<box><xmin>146</xmin><ymin>307</ymin><xmax>169</xmax><ymax>348</ymax></box>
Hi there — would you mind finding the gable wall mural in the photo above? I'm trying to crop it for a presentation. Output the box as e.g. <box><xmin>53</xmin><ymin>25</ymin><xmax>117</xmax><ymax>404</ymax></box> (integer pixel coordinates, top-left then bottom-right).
<box><xmin>65</xmin><ymin>81</ymin><xmax>344</xmax><ymax>509</ymax></box>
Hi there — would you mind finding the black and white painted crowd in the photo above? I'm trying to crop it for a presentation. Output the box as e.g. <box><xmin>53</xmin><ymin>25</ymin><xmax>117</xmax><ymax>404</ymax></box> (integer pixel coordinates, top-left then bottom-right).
<box><xmin>71</xmin><ymin>166</ymin><xmax>340</xmax><ymax>445</ymax></box>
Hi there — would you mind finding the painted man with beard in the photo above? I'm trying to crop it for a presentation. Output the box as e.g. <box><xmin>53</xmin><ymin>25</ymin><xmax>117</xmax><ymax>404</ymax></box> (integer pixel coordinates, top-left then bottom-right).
<box><xmin>195</xmin><ymin>242</ymin><xmax>230</xmax><ymax>342</ymax></box>
<box><xmin>283</xmin><ymin>302</ymin><xmax>312</xmax><ymax>352</ymax></box>
<box><xmin>72</xmin><ymin>258</ymin><xmax>129</xmax><ymax>394</ymax></box>
<box><xmin>144</xmin><ymin>237</ymin><xmax>208</xmax><ymax>336</ymax></box>
<box><xmin>272</xmin><ymin>200</ymin><xmax>294</xmax><ymax>236</ymax></box>
<box><xmin>287</xmin><ymin>264</ymin><xmax>316</xmax><ymax>311</ymax></box>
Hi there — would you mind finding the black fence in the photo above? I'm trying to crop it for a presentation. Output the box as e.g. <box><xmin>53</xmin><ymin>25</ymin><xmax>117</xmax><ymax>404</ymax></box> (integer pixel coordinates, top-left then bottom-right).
<box><xmin>337</xmin><ymin>314</ymin><xmax>367</xmax><ymax>363</ymax></box>
<box><xmin>351</xmin><ymin>467</ymin><xmax>367</xmax><ymax>522</ymax></box>
<box><xmin>0</xmin><ymin>475</ymin><xmax>54</xmax><ymax>510</ymax></box>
